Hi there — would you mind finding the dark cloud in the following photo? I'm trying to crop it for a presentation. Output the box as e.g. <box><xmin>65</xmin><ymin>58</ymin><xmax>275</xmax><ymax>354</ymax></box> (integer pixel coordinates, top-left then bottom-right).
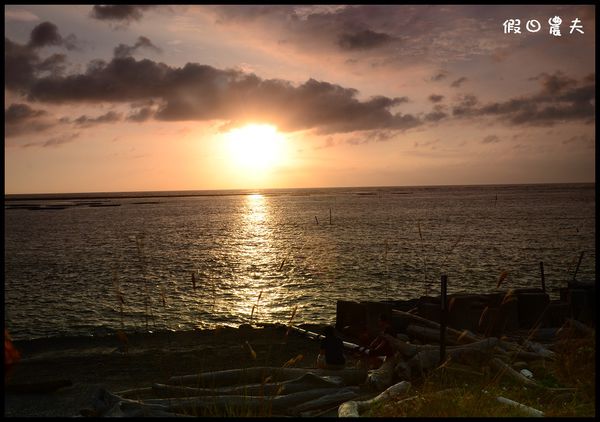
<box><xmin>27</xmin><ymin>21</ymin><xmax>79</xmax><ymax>51</ymax></box>
<box><xmin>450</xmin><ymin>73</ymin><xmax>594</xmax><ymax>126</ymax></box>
<box><xmin>28</xmin><ymin>21</ymin><xmax>62</xmax><ymax>49</ymax></box>
<box><xmin>345</xmin><ymin>130</ymin><xmax>397</xmax><ymax>145</ymax></box>
<box><xmin>338</xmin><ymin>29</ymin><xmax>394</xmax><ymax>50</ymax></box>
<box><xmin>5</xmin><ymin>23</ymin><xmax>77</xmax><ymax>91</ymax></box>
<box><xmin>481</xmin><ymin>135</ymin><xmax>500</xmax><ymax>144</ymax></box>
<box><xmin>531</xmin><ymin>71</ymin><xmax>577</xmax><ymax>96</ymax></box>
<box><xmin>5</xmin><ymin>38</ymin><xmax>39</xmax><ymax>90</ymax></box>
<box><xmin>73</xmin><ymin>111</ymin><xmax>122</xmax><ymax>127</ymax></box>
<box><xmin>127</xmin><ymin>107</ymin><xmax>155</xmax><ymax>122</ymax></box>
<box><xmin>114</xmin><ymin>36</ymin><xmax>161</xmax><ymax>58</ymax></box>
<box><xmin>5</xmin><ymin>103</ymin><xmax>46</xmax><ymax>122</ymax></box>
<box><xmin>430</xmin><ymin>70</ymin><xmax>448</xmax><ymax>81</ymax></box>
<box><xmin>424</xmin><ymin>111</ymin><xmax>448</xmax><ymax>122</ymax></box>
<box><xmin>90</xmin><ymin>5</ymin><xmax>156</xmax><ymax>22</ymax></box>
<box><xmin>22</xmin><ymin>55</ymin><xmax>421</xmax><ymax>134</ymax></box>
<box><xmin>23</xmin><ymin>132</ymin><xmax>80</xmax><ymax>148</ymax></box>
<box><xmin>5</xmin><ymin>103</ymin><xmax>55</xmax><ymax>137</ymax></box>
<box><xmin>450</xmin><ymin>77</ymin><xmax>467</xmax><ymax>88</ymax></box>
<box><xmin>428</xmin><ymin>94</ymin><xmax>444</xmax><ymax>103</ymax></box>
<box><xmin>37</xmin><ymin>53</ymin><xmax>67</xmax><ymax>76</ymax></box>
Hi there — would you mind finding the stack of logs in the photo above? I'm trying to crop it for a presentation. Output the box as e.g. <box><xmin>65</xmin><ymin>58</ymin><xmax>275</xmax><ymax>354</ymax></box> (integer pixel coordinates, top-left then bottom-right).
<box><xmin>84</xmin><ymin>315</ymin><xmax>592</xmax><ymax>417</ymax></box>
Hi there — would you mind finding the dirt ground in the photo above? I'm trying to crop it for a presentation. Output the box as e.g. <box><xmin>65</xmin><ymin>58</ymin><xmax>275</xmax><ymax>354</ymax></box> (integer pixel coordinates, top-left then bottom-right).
<box><xmin>5</xmin><ymin>323</ymin><xmax>359</xmax><ymax>416</ymax></box>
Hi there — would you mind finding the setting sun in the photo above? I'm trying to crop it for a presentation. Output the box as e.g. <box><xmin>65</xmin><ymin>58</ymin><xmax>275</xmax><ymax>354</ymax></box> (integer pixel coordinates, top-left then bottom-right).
<box><xmin>224</xmin><ymin>124</ymin><xmax>287</xmax><ymax>171</ymax></box>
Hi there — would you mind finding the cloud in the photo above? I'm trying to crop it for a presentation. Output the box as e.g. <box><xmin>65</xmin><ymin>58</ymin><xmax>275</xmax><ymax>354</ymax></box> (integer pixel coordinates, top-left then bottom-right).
<box><xmin>481</xmin><ymin>134</ymin><xmax>500</xmax><ymax>144</ymax></box>
<box><xmin>5</xmin><ymin>22</ymin><xmax>77</xmax><ymax>91</ymax></box>
<box><xmin>73</xmin><ymin>111</ymin><xmax>122</xmax><ymax>127</ymax></box>
<box><xmin>530</xmin><ymin>71</ymin><xmax>577</xmax><ymax>96</ymax></box>
<box><xmin>5</xmin><ymin>103</ymin><xmax>55</xmax><ymax>137</ymax></box>
<box><xmin>450</xmin><ymin>72</ymin><xmax>594</xmax><ymax>126</ymax></box>
<box><xmin>428</xmin><ymin>94</ymin><xmax>444</xmax><ymax>103</ymax></box>
<box><xmin>424</xmin><ymin>111</ymin><xmax>448</xmax><ymax>122</ymax></box>
<box><xmin>562</xmin><ymin>134</ymin><xmax>594</xmax><ymax>149</ymax></box>
<box><xmin>337</xmin><ymin>29</ymin><xmax>394</xmax><ymax>50</ymax></box>
<box><xmin>90</xmin><ymin>5</ymin><xmax>157</xmax><ymax>23</ymax></box>
<box><xmin>345</xmin><ymin>130</ymin><xmax>397</xmax><ymax>145</ymax></box>
<box><xmin>127</xmin><ymin>107</ymin><xmax>155</xmax><ymax>122</ymax></box>
<box><xmin>21</xmin><ymin>54</ymin><xmax>422</xmax><ymax>134</ymax></box>
<box><xmin>27</xmin><ymin>21</ymin><xmax>79</xmax><ymax>51</ymax></box>
<box><xmin>430</xmin><ymin>70</ymin><xmax>449</xmax><ymax>81</ymax></box>
<box><xmin>114</xmin><ymin>36</ymin><xmax>162</xmax><ymax>58</ymax></box>
<box><xmin>23</xmin><ymin>132</ymin><xmax>80</xmax><ymax>148</ymax></box>
<box><xmin>450</xmin><ymin>77</ymin><xmax>467</xmax><ymax>88</ymax></box>
<box><xmin>5</xmin><ymin>38</ymin><xmax>40</xmax><ymax>90</ymax></box>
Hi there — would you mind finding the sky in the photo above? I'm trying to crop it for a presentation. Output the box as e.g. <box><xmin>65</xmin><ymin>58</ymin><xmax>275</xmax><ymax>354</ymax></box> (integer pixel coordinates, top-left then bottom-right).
<box><xmin>4</xmin><ymin>4</ymin><xmax>596</xmax><ymax>194</ymax></box>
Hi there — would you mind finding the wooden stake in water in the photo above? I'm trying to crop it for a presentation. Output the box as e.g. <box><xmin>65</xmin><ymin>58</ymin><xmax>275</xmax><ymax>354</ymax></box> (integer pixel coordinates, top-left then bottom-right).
<box><xmin>440</xmin><ymin>274</ymin><xmax>448</xmax><ymax>364</ymax></box>
<box><xmin>572</xmin><ymin>251</ymin><xmax>584</xmax><ymax>282</ymax></box>
<box><xmin>539</xmin><ymin>262</ymin><xmax>546</xmax><ymax>292</ymax></box>
<box><xmin>315</xmin><ymin>216</ymin><xmax>319</xmax><ymax>225</ymax></box>
<box><xmin>329</xmin><ymin>208</ymin><xmax>332</xmax><ymax>225</ymax></box>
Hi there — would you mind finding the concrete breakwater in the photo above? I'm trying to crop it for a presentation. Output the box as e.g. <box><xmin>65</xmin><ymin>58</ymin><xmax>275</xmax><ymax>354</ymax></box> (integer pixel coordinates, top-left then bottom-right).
<box><xmin>336</xmin><ymin>281</ymin><xmax>595</xmax><ymax>339</ymax></box>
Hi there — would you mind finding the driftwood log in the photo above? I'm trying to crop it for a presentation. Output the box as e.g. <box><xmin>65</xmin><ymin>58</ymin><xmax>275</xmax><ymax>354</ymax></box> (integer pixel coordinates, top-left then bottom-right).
<box><xmin>142</xmin><ymin>387</ymin><xmax>358</xmax><ymax>414</ymax></box>
<box><xmin>496</xmin><ymin>396</ymin><xmax>544</xmax><ymax>417</ymax></box>
<box><xmin>153</xmin><ymin>373</ymin><xmax>343</xmax><ymax>397</ymax></box>
<box><xmin>338</xmin><ymin>381</ymin><xmax>411</xmax><ymax>417</ymax></box>
<box><xmin>393</xmin><ymin>310</ymin><xmax>480</xmax><ymax>343</ymax></box>
<box><xmin>167</xmin><ymin>367</ymin><xmax>367</xmax><ymax>388</ymax></box>
<box><xmin>489</xmin><ymin>358</ymin><xmax>541</xmax><ymax>389</ymax></box>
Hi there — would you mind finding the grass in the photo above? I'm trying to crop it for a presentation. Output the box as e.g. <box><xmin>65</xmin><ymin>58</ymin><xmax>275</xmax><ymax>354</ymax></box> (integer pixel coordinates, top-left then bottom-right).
<box><xmin>366</xmin><ymin>328</ymin><xmax>595</xmax><ymax>417</ymax></box>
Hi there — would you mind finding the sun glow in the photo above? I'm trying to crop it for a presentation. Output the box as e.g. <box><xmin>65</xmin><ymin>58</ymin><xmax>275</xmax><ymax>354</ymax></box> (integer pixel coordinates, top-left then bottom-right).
<box><xmin>224</xmin><ymin>124</ymin><xmax>286</xmax><ymax>170</ymax></box>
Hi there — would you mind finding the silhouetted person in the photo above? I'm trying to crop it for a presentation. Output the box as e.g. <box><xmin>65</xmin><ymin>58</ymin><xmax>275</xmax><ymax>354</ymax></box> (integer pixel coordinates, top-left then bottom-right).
<box><xmin>317</xmin><ymin>325</ymin><xmax>346</xmax><ymax>369</ymax></box>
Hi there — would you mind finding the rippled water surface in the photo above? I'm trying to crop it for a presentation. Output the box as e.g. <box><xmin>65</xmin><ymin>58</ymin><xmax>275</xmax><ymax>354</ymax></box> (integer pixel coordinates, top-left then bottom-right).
<box><xmin>4</xmin><ymin>184</ymin><xmax>595</xmax><ymax>340</ymax></box>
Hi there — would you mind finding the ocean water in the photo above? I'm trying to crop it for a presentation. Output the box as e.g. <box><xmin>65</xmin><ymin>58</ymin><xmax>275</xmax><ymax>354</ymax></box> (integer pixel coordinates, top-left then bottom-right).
<box><xmin>4</xmin><ymin>184</ymin><xmax>595</xmax><ymax>340</ymax></box>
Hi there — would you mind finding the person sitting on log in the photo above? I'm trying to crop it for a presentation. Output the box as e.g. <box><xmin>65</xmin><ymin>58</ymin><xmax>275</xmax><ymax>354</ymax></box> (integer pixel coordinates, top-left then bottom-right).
<box><xmin>316</xmin><ymin>326</ymin><xmax>346</xmax><ymax>370</ymax></box>
<box><xmin>366</xmin><ymin>313</ymin><xmax>397</xmax><ymax>367</ymax></box>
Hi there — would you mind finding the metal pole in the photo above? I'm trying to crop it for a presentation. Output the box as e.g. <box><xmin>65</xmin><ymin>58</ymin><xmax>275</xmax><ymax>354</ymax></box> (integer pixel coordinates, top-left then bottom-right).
<box><xmin>440</xmin><ymin>274</ymin><xmax>447</xmax><ymax>364</ymax></box>
<box><xmin>539</xmin><ymin>262</ymin><xmax>546</xmax><ymax>292</ymax></box>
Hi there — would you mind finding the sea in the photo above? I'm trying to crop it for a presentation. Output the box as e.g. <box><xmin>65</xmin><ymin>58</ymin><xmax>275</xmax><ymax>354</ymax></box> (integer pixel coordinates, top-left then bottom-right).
<box><xmin>4</xmin><ymin>183</ymin><xmax>595</xmax><ymax>341</ymax></box>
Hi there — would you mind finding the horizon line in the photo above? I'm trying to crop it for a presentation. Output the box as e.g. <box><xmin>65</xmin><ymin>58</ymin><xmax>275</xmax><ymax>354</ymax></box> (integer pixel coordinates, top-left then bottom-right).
<box><xmin>5</xmin><ymin>180</ymin><xmax>595</xmax><ymax>198</ymax></box>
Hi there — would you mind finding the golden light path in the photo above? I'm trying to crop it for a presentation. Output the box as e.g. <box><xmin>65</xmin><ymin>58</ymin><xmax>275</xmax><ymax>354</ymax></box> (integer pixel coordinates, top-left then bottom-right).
<box><xmin>224</xmin><ymin>124</ymin><xmax>287</xmax><ymax>171</ymax></box>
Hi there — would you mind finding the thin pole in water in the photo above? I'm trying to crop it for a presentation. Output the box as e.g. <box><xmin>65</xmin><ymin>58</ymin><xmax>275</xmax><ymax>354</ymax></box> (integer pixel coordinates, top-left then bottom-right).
<box><xmin>329</xmin><ymin>208</ymin><xmax>332</xmax><ymax>225</ymax></box>
<box><xmin>315</xmin><ymin>215</ymin><xmax>319</xmax><ymax>225</ymax></box>
<box><xmin>572</xmin><ymin>251</ymin><xmax>584</xmax><ymax>282</ymax></box>
<box><xmin>539</xmin><ymin>262</ymin><xmax>546</xmax><ymax>292</ymax></box>
<box><xmin>440</xmin><ymin>274</ymin><xmax>448</xmax><ymax>364</ymax></box>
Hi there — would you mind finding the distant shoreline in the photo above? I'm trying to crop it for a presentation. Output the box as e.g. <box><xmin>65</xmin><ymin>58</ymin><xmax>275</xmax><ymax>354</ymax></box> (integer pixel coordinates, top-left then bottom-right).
<box><xmin>4</xmin><ymin>182</ymin><xmax>594</xmax><ymax>201</ymax></box>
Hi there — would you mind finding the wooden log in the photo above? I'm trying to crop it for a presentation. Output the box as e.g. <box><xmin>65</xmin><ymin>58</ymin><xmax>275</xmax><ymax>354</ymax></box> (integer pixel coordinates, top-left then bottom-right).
<box><xmin>290</xmin><ymin>325</ymin><xmax>372</xmax><ymax>355</ymax></box>
<box><xmin>523</xmin><ymin>340</ymin><xmax>555</xmax><ymax>359</ymax></box>
<box><xmin>167</xmin><ymin>367</ymin><xmax>367</xmax><ymax>388</ymax></box>
<box><xmin>153</xmin><ymin>373</ymin><xmax>344</xmax><ymax>397</ymax></box>
<box><xmin>367</xmin><ymin>355</ymin><xmax>399</xmax><ymax>390</ymax></box>
<box><xmin>496</xmin><ymin>396</ymin><xmax>544</xmax><ymax>417</ymax></box>
<box><xmin>143</xmin><ymin>387</ymin><xmax>350</xmax><ymax>414</ymax></box>
<box><xmin>393</xmin><ymin>310</ymin><xmax>480</xmax><ymax>343</ymax></box>
<box><xmin>490</xmin><ymin>358</ymin><xmax>541</xmax><ymax>389</ymax></box>
<box><xmin>406</xmin><ymin>324</ymin><xmax>479</xmax><ymax>346</ymax></box>
<box><xmin>93</xmin><ymin>389</ymin><xmax>173</xmax><ymax>417</ymax></box>
<box><xmin>384</xmin><ymin>333</ymin><xmax>498</xmax><ymax>357</ymax></box>
<box><xmin>114</xmin><ymin>387</ymin><xmax>154</xmax><ymax>399</ymax></box>
<box><xmin>338</xmin><ymin>381</ymin><xmax>411</xmax><ymax>417</ymax></box>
